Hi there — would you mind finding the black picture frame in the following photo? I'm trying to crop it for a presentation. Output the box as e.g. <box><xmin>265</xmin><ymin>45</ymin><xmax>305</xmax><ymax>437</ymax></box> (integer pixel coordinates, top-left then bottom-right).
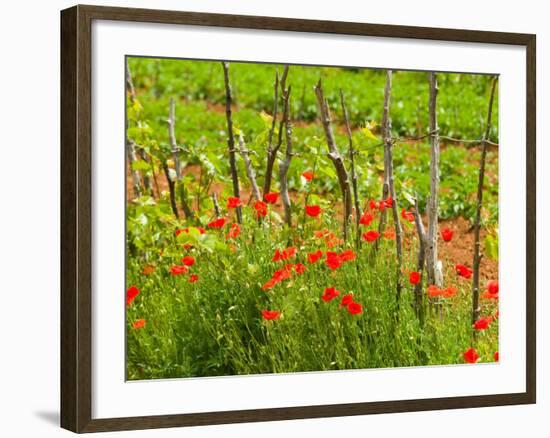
<box><xmin>61</xmin><ymin>4</ymin><xmax>536</xmax><ymax>433</ymax></box>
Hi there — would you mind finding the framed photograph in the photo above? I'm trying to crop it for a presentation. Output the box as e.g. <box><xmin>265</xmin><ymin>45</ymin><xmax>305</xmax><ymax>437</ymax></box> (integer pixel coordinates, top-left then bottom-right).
<box><xmin>60</xmin><ymin>4</ymin><xmax>536</xmax><ymax>433</ymax></box>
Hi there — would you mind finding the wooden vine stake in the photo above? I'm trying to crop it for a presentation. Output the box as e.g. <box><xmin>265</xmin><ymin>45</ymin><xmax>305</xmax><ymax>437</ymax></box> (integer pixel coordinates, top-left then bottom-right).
<box><xmin>126</xmin><ymin>140</ymin><xmax>142</xmax><ymax>199</ymax></box>
<box><xmin>314</xmin><ymin>79</ymin><xmax>352</xmax><ymax>240</ymax></box>
<box><xmin>263</xmin><ymin>67</ymin><xmax>290</xmax><ymax>203</ymax></box>
<box><xmin>426</xmin><ymin>72</ymin><xmax>444</xmax><ymax>288</ymax></box>
<box><xmin>125</xmin><ymin>59</ymin><xmax>142</xmax><ymax>199</ymax></box>
<box><xmin>211</xmin><ymin>192</ymin><xmax>221</xmax><ymax>218</ymax></box>
<box><xmin>167</xmin><ymin>97</ymin><xmax>194</xmax><ymax>220</ymax></box>
<box><xmin>472</xmin><ymin>76</ymin><xmax>498</xmax><ymax>325</ymax></box>
<box><xmin>279</xmin><ymin>86</ymin><xmax>293</xmax><ymax>226</ymax></box>
<box><xmin>126</xmin><ymin>59</ymin><xmax>153</xmax><ymax>196</ymax></box>
<box><xmin>222</xmin><ymin>62</ymin><xmax>243</xmax><ymax>224</ymax></box>
<box><xmin>339</xmin><ymin>89</ymin><xmax>361</xmax><ymax>250</ymax></box>
<box><xmin>162</xmin><ymin>162</ymin><xmax>179</xmax><ymax>219</ymax></box>
<box><xmin>383</xmin><ymin>71</ymin><xmax>404</xmax><ymax>301</ymax></box>
<box><xmin>237</xmin><ymin>132</ymin><xmax>261</xmax><ymax>201</ymax></box>
<box><xmin>376</xmin><ymin>69</ymin><xmax>393</xmax><ymax>246</ymax></box>
<box><xmin>412</xmin><ymin>196</ymin><xmax>427</xmax><ymax>325</ymax></box>
<box><xmin>263</xmin><ymin>68</ymin><xmax>286</xmax><ymax>199</ymax></box>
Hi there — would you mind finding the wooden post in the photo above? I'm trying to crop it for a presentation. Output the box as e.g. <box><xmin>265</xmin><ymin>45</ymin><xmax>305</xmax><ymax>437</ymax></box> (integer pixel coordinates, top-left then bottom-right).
<box><xmin>211</xmin><ymin>192</ymin><xmax>221</xmax><ymax>218</ymax></box>
<box><xmin>412</xmin><ymin>197</ymin><xmax>427</xmax><ymax>325</ymax></box>
<box><xmin>126</xmin><ymin>140</ymin><xmax>142</xmax><ymax>199</ymax></box>
<box><xmin>472</xmin><ymin>76</ymin><xmax>498</xmax><ymax>324</ymax></box>
<box><xmin>340</xmin><ymin>89</ymin><xmax>361</xmax><ymax>250</ymax></box>
<box><xmin>383</xmin><ymin>72</ymin><xmax>404</xmax><ymax>301</ymax></box>
<box><xmin>426</xmin><ymin>72</ymin><xmax>443</xmax><ymax>287</ymax></box>
<box><xmin>167</xmin><ymin>97</ymin><xmax>194</xmax><ymax>220</ymax></box>
<box><xmin>125</xmin><ymin>60</ymin><xmax>142</xmax><ymax>199</ymax></box>
<box><xmin>314</xmin><ymin>79</ymin><xmax>352</xmax><ymax>240</ymax></box>
<box><xmin>263</xmin><ymin>66</ymin><xmax>289</xmax><ymax>199</ymax></box>
<box><xmin>126</xmin><ymin>60</ymin><xmax>153</xmax><ymax>196</ymax></box>
<box><xmin>237</xmin><ymin>132</ymin><xmax>261</xmax><ymax>201</ymax></box>
<box><xmin>162</xmin><ymin>162</ymin><xmax>179</xmax><ymax>219</ymax></box>
<box><xmin>279</xmin><ymin>86</ymin><xmax>293</xmax><ymax>226</ymax></box>
<box><xmin>377</xmin><ymin>70</ymin><xmax>393</xmax><ymax>241</ymax></box>
<box><xmin>222</xmin><ymin>62</ymin><xmax>242</xmax><ymax>224</ymax></box>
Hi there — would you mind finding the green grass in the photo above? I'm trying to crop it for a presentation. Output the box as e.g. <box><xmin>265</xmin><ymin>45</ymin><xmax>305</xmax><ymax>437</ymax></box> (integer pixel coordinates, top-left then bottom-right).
<box><xmin>126</xmin><ymin>200</ymin><xmax>499</xmax><ymax>379</ymax></box>
<box><xmin>129</xmin><ymin>58</ymin><xmax>498</xmax><ymax>141</ymax></box>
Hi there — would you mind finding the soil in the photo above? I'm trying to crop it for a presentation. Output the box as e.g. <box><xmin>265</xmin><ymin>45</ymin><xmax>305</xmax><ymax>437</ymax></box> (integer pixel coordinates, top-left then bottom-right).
<box><xmin>437</xmin><ymin>216</ymin><xmax>498</xmax><ymax>282</ymax></box>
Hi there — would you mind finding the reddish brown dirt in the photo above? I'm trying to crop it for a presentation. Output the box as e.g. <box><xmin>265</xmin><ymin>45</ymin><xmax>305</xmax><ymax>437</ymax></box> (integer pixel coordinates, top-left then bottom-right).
<box><xmin>437</xmin><ymin>216</ymin><xmax>498</xmax><ymax>282</ymax></box>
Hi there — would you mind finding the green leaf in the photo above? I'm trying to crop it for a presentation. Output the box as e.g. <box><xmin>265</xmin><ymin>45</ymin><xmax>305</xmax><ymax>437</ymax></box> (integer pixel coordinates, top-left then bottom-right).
<box><xmin>259</xmin><ymin>110</ymin><xmax>273</xmax><ymax>126</ymax></box>
<box><xmin>131</xmin><ymin>160</ymin><xmax>151</xmax><ymax>172</ymax></box>
<box><xmin>360</xmin><ymin>122</ymin><xmax>378</xmax><ymax>141</ymax></box>
<box><xmin>484</xmin><ymin>230</ymin><xmax>499</xmax><ymax>260</ymax></box>
<box><xmin>401</xmin><ymin>190</ymin><xmax>416</xmax><ymax>207</ymax></box>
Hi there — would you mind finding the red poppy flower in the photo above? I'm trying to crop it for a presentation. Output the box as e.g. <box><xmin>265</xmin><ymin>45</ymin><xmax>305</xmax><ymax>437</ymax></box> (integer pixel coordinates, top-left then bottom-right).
<box><xmin>427</xmin><ymin>285</ymin><xmax>442</xmax><ymax>297</ymax></box>
<box><xmin>314</xmin><ymin>229</ymin><xmax>329</xmax><ymax>238</ymax></box>
<box><xmin>473</xmin><ymin>316</ymin><xmax>493</xmax><ymax>330</ymax></box>
<box><xmin>176</xmin><ymin>227</ymin><xmax>206</xmax><ymax>236</ymax></box>
<box><xmin>442</xmin><ymin>286</ymin><xmax>457</xmax><ymax>298</ymax></box>
<box><xmin>181</xmin><ymin>256</ymin><xmax>195</xmax><ymax>267</ymax></box>
<box><xmin>487</xmin><ymin>280</ymin><xmax>499</xmax><ymax>295</ymax></box>
<box><xmin>339</xmin><ymin>249</ymin><xmax>356</xmax><ymax>262</ymax></box>
<box><xmin>208</xmin><ymin>217</ymin><xmax>227</xmax><ymax>229</ymax></box>
<box><xmin>383</xmin><ymin>229</ymin><xmax>396</xmax><ymax>240</ymax></box>
<box><xmin>227</xmin><ymin>197</ymin><xmax>242</xmax><ymax>209</ymax></box>
<box><xmin>264</xmin><ymin>192</ymin><xmax>279</xmax><ymax>204</ymax></box>
<box><xmin>307</xmin><ymin>250</ymin><xmax>323</xmax><ymax>264</ymax></box>
<box><xmin>262</xmin><ymin>278</ymin><xmax>277</xmax><ymax>290</ymax></box>
<box><xmin>359</xmin><ymin>212</ymin><xmax>374</xmax><ymax>226</ymax></box>
<box><xmin>325</xmin><ymin>252</ymin><xmax>342</xmax><ymax>270</ymax></box>
<box><xmin>305</xmin><ymin>205</ymin><xmax>322</xmax><ymax>217</ymax></box>
<box><xmin>463</xmin><ymin>348</ymin><xmax>480</xmax><ymax>364</ymax></box>
<box><xmin>455</xmin><ymin>264</ymin><xmax>473</xmax><ymax>279</ymax></box>
<box><xmin>272</xmin><ymin>247</ymin><xmax>297</xmax><ymax>262</ymax></box>
<box><xmin>340</xmin><ymin>293</ymin><xmax>354</xmax><ymax>308</ymax></box>
<box><xmin>132</xmin><ymin>319</ymin><xmax>146</xmax><ymax>329</ymax></box>
<box><xmin>481</xmin><ymin>290</ymin><xmax>499</xmax><ymax>300</ymax></box>
<box><xmin>325</xmin><ymin>233</ymin><xmax>344</xmax><ymax>249</ymax></box>
<box><xmin>374</xmin><ymin>197</ymin><xmax>392</xmax><ymax>211</ymax></box>
<box><xmin>262</xmin><ymin>267</ymin><xmax>293</xmax><ymax>290</ymax></box>
<box><xmin>254</xmin><ymin>200</ymin><xmax>268</xmax><ymax>218</ymax></box>
<box><xmin>261</xmin><ymin>310</ymin><xmax>281</xmax><ymax>320</ymax></box>
<box><xmin>302</xmin><ymin>170</ymin><xmax>314</xmax><ymax>182</ymax></box>
<box><xmin>409</xmin><ymin>272</ymin><xmax>421</xmax><ymax>285</ymax></box>
<box><xmin>426</xmin><ymin>285</ymin><xmax>456</xmax><ymax>298</ymax></box>
<box><xmin>227</xmin><ymin>223</ymin><xmax>241</xmax><ymax>239</ymax></box>
<box><xmin>142</xmin><ymin>265</ymin><xmax>155</xmax><ymax>276</ymax></box>
<box><xmin>494</xmin><ymin>351</ymin><xmax>499</xmax><ymax>361</ymax></box>
<box><xmin>170</xmin><ymin>265</ymin><xmax>188</xmax><ymax>276</ymax></box>
<box><xmin>188</xmin><ymin>274</ymin><xmax>199</xmax><ymax>283</ymax></box>
<box><xmin>362</xmin><ymin>230</ymin><xmax>380</xmax><ymax>242</ymax></box>
<box><xmin>441</xmin><ymin>228</ymin><xmax>454</xmax><ymax>242</ymax></box>
<box><xmin>126</xmin><ymin>286</ymin><xmax>140</xmax><ymax>306</ymax></box>
<box><xmin>401</xmin><ymin>208</ymin><xmax>415</xmax><ymax>222</ymax></box>
<box><xmin>347</xmin><ymin>301</ymin><xmax>363</xmax><ymax>315</ymax></box>
<box><xmin>294</xmin><ymin>263</ymin><xmax>306</xmax><ymax>274</ymax></box>
<box><xmin>322</xmin><ymin>287</ymin><xmax>341</xmax><ymax>302</ymax></box>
